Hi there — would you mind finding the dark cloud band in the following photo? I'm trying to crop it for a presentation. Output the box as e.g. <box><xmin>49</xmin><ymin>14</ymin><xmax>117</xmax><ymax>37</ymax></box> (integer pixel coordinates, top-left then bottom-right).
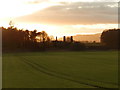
<box><xmin>16</xmin><ymin>2</ymin><xmax>118</xmax><ymax>25</ymax></box>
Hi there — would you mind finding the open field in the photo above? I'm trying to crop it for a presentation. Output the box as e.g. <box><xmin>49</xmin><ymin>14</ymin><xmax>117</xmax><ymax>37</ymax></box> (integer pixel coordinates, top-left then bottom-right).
<box><xmin>2</xmin><ymin>51</ymin><xmax>118</xmax><ymax>88</ymax></box>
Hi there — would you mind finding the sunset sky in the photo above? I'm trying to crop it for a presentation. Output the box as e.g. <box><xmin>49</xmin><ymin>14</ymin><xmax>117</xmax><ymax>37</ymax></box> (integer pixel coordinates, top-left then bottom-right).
<box><xmin>0</xmin><ymin>0</ymin><xmax>118</xmax><ymax>38</ymax></box>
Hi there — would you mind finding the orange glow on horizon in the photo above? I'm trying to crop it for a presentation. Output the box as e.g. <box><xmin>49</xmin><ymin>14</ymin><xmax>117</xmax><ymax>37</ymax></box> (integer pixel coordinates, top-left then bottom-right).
<box><xmin>0</xmin><ymin>22</ymin><xmax>118</xmax><ymax>39</ymax></box>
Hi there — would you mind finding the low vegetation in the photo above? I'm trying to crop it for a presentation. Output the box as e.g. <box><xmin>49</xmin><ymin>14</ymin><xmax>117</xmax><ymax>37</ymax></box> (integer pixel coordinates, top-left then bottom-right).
<box><xmin>3</xmin><ymin>51</ymin><xmax>118</xmax><ymax>88</ymax></box>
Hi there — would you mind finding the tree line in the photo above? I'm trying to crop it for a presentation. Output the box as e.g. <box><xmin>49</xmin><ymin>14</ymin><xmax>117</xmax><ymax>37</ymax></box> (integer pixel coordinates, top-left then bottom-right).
<box><xmin>1</xmin><ymin>26</ymin><xmax>119</xmax><ymax>52</ymax></box>
<box><xmin>2</xmin><ymin>26</ymin><xmax>50</xmax><ymax>52</ymax></box>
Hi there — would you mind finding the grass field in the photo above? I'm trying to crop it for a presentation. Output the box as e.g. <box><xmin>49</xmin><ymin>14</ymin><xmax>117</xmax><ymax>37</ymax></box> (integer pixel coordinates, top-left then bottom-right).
<box><xmin>2</xmin><ymin>51</ymin><xmax>118</xmax><ymax>88</ymax></box>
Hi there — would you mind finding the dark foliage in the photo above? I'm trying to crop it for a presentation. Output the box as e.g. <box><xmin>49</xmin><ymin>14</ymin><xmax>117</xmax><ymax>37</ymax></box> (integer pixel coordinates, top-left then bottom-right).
<box><xmin>2</xmin><ymin>26</ymin><xmax>87</xmax><ymax>52</ymax></box>
<box><xmin>2</xmin><ymin>26</ymin><xmax>50</xmax><ymax>52</ymax></box>
<box><xmin>70</xmin><ymin>42</ymin><xmax>86</xmax><ymax>51</ymax></box>
<box><xmin>101</xmin><ymin>29</ymin><xmax>120</xmax><ymax>49</ymax></box>
<box><xmin>2</xmin><ymin>25</ymin><xmax>119</xmax><ymax>52</ymax></box>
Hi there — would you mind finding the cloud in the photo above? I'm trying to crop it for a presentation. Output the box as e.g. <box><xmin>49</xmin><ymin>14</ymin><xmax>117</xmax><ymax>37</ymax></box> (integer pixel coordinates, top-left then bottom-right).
<box><xmin>15</xmin><ymin>2</ymin><xmax>118</xmax><ymax>25</ymax></box>
<box><xmin>26</xmin><ymin>0</ymin><xmax>119</xmax><ymax>5</ymax></box>
<box><xmin>94</xmin><ymin>0</ymin><xmax>119</xmax><ymax>2</ymax></box>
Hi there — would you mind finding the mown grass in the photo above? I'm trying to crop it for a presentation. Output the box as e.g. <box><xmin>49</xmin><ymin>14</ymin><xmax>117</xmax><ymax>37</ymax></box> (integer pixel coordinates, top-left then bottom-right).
<box><xmin>2</xmin><ymin>51</ymin><xmax>118</xmax><ymax>88</ymax></box>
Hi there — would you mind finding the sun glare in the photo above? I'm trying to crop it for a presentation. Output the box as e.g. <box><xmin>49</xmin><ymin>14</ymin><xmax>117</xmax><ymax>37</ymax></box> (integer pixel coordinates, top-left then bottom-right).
<box><xmin>0</xmin><ymin>0</ymin><xmax>59</xmax><ymax>18</ymax></box>
<box><xmin>0</xmin><ymin>0</ymin><xmax>118</xmax><ymax>38</ymax></box>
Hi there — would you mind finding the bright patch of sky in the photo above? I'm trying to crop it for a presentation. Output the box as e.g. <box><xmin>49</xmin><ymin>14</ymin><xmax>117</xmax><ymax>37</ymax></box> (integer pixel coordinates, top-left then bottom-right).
<box><xmin>0</xmin><ymin>0</ymin><xmax>119</xmax><ymax>37</ymax></box>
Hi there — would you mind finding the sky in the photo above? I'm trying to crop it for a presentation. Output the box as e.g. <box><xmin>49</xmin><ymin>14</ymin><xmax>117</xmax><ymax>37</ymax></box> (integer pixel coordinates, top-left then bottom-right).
<box><xmin>0</xmin><ymin>0</ymin><xmax>119</xmax><ymax>38</ymax></box>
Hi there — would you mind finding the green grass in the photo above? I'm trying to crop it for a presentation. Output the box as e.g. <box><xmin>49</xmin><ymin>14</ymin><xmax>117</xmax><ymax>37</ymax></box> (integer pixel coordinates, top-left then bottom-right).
<box><xmin>2</xmin><ymin>51</ymin><xmax>118</xmax><ymax>88</ymax></box>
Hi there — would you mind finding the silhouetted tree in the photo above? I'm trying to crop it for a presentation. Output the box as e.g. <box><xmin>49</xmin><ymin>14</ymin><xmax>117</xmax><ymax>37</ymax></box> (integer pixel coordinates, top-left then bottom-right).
<box><xmin>40</xmin><ymin>31</ymin><xmax>50</xmax><ymax>43</ymax></box>
<box><xmin>63</xmin><ymin>36</ymin><xmax>66</xmax><ymax>42</ymax></box>
<box><xmin>101</xmin><ymin>29</ymin><xmax>119</xmax><ymax>49</ymax></box>
<box><xmin>30</xmin><ymin>30</ymin><xmax>38</xmax><ymax>43</ymax></box>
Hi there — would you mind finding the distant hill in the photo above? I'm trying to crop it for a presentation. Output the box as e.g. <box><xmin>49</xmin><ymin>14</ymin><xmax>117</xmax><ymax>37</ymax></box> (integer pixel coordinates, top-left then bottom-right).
<box><xmin>73</xmin><ymin>33</ymin><xmax>101</xmax><ymax>42</ymax></box>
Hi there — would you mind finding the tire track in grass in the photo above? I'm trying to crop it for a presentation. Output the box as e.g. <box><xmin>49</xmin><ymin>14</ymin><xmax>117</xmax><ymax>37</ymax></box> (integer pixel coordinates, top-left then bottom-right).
<box><xmin>18</xmin><ymin>56</ymin><xmax>117</xmax><ymax>89</ymax></box>
<box><xmin>24</xmin><ymin>56</ymin><xmax>118</xmax><ymax>86</ymax></box>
